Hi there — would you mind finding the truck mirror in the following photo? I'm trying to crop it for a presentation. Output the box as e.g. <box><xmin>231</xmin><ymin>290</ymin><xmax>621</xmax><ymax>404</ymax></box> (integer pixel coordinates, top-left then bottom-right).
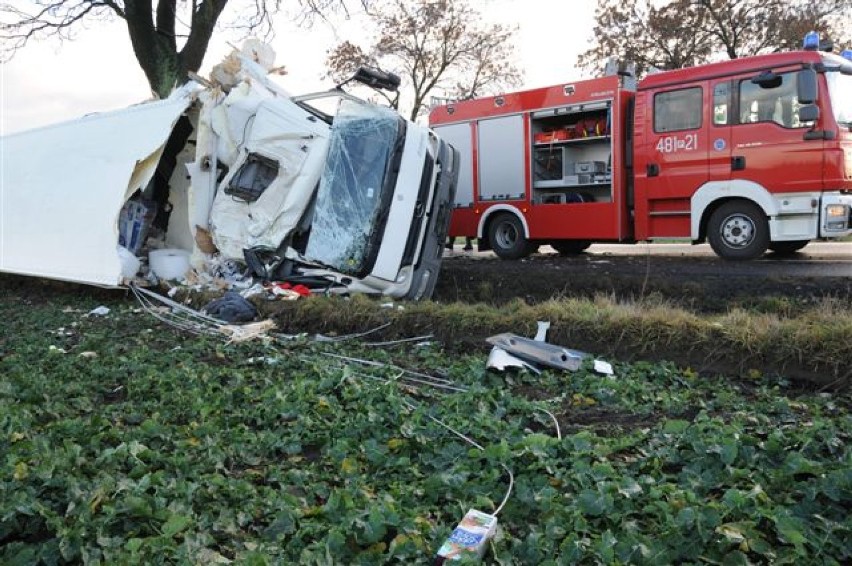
<box><xmin>751</xmin><ymin>71</ymin><xmax>781</xmax><ymax>89</ymax></box>
<box><xmin>797</xmin><ymin>69</ymin><xmax>818</xmax><ymax>104</ymax></box>
<box><xmin>798</xmin><ymin>104</ymin><xmax>820</xmax><ymax>123</ymax></box>
<box><xmin>351</xmin><ymin>67</ymin><xmax>401</xmax><ymax>92</ymax></box>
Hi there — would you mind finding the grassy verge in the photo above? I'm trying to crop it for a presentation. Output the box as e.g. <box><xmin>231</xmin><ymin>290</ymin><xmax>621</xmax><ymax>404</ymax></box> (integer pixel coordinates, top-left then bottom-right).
<box><xmin>1</xmin><ymin>283</ymin><xmax>850</xmax><ymax>564</ymax></box>
<box><xmin>256</xmin><ymin>293</ymin><xmax>852</xmax><ymax>389</ymax></box>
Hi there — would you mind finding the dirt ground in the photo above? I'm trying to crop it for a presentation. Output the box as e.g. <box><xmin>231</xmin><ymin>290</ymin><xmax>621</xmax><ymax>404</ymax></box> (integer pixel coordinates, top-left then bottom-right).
<box><xmin>433</xmin><ymin>250</ymin><xmax>852</xmax><ymax>312</ymax></box>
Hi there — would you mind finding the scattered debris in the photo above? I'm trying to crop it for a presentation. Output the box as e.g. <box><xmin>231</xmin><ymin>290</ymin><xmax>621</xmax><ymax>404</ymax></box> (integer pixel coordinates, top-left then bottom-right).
<box><xmin>487</xmin><ymin>333</ymin><xmax>585</xmax><ymax>372</ymax></box>
<box><xmin>486</xmin><ymin>346</ymin><xmax>540</xmax><ymax>374</ymax></box>
<box><xmin>202</xmin><ymin>291</ymin><xmax>258</xmax><ymax>324</ymax></box>
<box><xmin>594</xmin><ymin>359</ymin><xmax>615</xmax><ymax>376</ymax></box>
<box><xmin>363</xmin><ymin>334</ymin><xmax>434</xmax><ymax>347</ymax></box>
<box><xmin>533</xmin><ymin>320</ymin><xmax>550</xmax><ymax>341</ymax></box>
<box><xmin>218</xmin><ymin>319</ymin><xmax>277</xmax><ymax>343</ymax></box>
<box><xmin>321</xmin><ymin>352</ymin><xmax>467</xmax><ymax>393</ymax></box>
<box><xmin>313</xmin><ymin>321</ymin><xmax>392</xmax><ymax>343</ymax></box>
<box><xmin>436</xmin><ymin>509</ymin><xmax>499</xmax><ymax>562</ymax></box>
<box><xmin>149</xmin><ymin>249</ymin><xmax>191</xmax><ymax>281</ymax></box>
<box><xmin>87</xmin><ymin>306</ymin><xmax>110</xmax><ymax>317</ymax></box>
<box><xmin>486</xmin><ymin>321</ymin><xmax>614</xmax><ymax>376</ymax></box>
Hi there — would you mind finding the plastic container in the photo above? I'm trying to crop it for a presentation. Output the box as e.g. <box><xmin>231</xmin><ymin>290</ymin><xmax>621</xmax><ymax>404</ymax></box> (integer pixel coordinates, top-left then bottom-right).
<box><xmin>149</xmin><ymin>248</ymin><xmax>191</xmax><ymax>280</ymax></box>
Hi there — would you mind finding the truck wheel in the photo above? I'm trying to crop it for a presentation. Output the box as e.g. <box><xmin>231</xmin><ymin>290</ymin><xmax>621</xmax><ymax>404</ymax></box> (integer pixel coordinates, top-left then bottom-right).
<box><xmin>707</xmin><ymin>201</ymin><xmax>769</xmax><ymax>260</ymax></box>
<box><xmin>489</xmin><ymin>214</ymin><xmax>536</xmax><ymax>259</ymax></box>
<box><xmin>768</xmin><ymin>240</ymin><xmax>809</xmax><ymax>255</ymax></box>
<box><xmin>551</xmin><ymin>240</ymin><xmax>592</xmax><ymax>255</ymax></box>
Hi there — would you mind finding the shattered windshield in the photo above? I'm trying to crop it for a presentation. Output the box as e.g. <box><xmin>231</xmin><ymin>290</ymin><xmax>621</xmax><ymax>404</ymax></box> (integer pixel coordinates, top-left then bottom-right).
<box><xmin>303</xmin><ymin>100</ymin><xmax>405</xmax><ymax>276</ymax></box>
<box><xmin>826</xmin><ymin>68</ymin><xmax>852</xmax><ymax>127</ymax></box>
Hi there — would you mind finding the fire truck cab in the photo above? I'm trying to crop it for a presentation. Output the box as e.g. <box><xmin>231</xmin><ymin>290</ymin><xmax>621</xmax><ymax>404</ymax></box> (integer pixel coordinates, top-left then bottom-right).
<box><xmin>429</xmin><ymin>43</ymin><xmax>852</xmax><ymax>260</ymax></box>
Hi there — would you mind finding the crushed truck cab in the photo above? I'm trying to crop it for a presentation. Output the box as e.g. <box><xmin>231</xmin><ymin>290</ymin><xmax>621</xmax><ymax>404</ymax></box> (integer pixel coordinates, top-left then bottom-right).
<box><xmin>0</xmin><ymin>48</ymin><xmax>459</xmax><ymax>299</ymax></box>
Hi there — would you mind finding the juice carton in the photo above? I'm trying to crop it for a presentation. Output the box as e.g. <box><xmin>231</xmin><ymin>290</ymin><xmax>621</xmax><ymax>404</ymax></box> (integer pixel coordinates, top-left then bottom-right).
<box><xmin>435</xmin><ymin>509</ymin><xmax>498</xmax><ymax>562</ymax></box>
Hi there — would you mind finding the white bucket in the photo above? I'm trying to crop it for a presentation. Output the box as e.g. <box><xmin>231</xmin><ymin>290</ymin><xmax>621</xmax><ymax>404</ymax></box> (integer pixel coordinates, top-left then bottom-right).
<box><xmin>149</xmin><ymin>249</ymin><xmax>191</xmax><ymax>280</ymax></box>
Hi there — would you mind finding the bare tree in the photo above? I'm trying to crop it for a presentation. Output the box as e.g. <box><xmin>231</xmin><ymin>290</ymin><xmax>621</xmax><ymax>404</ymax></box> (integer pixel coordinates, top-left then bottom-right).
<box><xmin>325</xmin><ymin>0</ymin><xmax>521</xmax><ymax>121</ymax></box>
<box><xmin>579</xmin><ymin>0</ymin><xmax>712</xmax><ymax>75</ymax></box>
<box><xmin>693</xmin><ymin>0</ymin><xmax>849</xmax><ymax>59</ymax></box>
<box><xmin>581</xmin><ymin>0</ymin><xmax>852</xmax><ymax>76</ymax></box>
<box><xmin>0</xmin><ymin>0</ymin><xmax>367</xmax><ymax>98</ymax></box>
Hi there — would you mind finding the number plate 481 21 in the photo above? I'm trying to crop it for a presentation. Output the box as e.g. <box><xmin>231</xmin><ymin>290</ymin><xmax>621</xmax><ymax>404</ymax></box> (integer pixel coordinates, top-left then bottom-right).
<box><xmin>656</xmin><ymin>133</ymin><xmax>698</xmax><ymax>154</ymax></box>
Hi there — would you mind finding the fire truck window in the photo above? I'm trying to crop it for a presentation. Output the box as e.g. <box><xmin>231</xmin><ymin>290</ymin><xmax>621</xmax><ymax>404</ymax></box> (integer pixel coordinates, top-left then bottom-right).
<box><xmin>654</xmin><ymin>87</ymin><xmax>702</xmax><ymax>133</ymax></box>
<box><xmin>713</xmin><ymin>83</ymin><xmax>729</xmax><ymax>125</ymax></box>
<box><xmin>738</xmin><ymin>72</ymin><xmax>803</xmax><ymax>128</ymax></box>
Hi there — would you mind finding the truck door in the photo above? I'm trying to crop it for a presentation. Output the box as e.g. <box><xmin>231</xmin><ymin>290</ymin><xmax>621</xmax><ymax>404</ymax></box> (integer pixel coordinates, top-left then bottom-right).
<box><xmin>707</xmin><ymin>80</ymin><xmax>734</xmax><ymax>183</ymax></box>
<box><xmin>729</xmin><ymin>69</ymin><xmax>824</xmax><ymax>193</ymax></box>
<box><xmin>639</xmin><ymin>84</ymin><xmax>709</xmax><ymax>238</ymax></box>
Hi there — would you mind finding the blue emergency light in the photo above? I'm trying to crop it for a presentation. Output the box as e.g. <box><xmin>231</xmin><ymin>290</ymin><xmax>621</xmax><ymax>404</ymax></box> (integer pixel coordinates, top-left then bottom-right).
<box><xmin>803</xmin><ymin>31</ymin><xmax>819</xmax><ymax>50</ymax></box>
<box><xmin>842</xmin><ymin>49</ymin><xmax>852</xmax><ymax>61</ymax></box>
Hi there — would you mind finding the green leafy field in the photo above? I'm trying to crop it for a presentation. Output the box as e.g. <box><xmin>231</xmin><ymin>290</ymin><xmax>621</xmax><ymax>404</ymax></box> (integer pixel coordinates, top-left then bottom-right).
<box><xmin>1</xmin><ymin>287</ymin><xmax>850</xmax><ymax>564</ymax></box>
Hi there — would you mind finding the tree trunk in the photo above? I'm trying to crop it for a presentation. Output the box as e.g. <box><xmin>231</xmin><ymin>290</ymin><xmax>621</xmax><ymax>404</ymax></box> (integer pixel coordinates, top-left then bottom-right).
<box><xmin>123</xmin><ymin>0</ymin><xmax>182</xmax><ymax>98</ymax></box>
<box><xmin>122</xmin><ymin>0</ymin><xmax>227</xmax><ymax>98</ymax></box>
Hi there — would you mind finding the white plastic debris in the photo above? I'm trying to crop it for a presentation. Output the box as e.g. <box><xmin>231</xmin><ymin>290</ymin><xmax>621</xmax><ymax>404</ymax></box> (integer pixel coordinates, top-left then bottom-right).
<box><xmin>149</xmin><ymin>249</ymin><xmax>191</xmax><ymax>280</ymax></box>
<box><xmin>117</xmin><ymin>245</ymin><xmax>140</xmax><ymax>278</ymax></box>
<box><xmin>87</xmin><ymin>306</ymin><xmax>110</xmax><ymax>317</ymax></box>
<box><xmin>486</xmin><ymin>346</ymin><xmax>541</xmax><ymax>374</ymax></box>
<box><xmin>594</xmin><ymin>359</ymin><xmax>615</xmax><ymax>376</ymax></box>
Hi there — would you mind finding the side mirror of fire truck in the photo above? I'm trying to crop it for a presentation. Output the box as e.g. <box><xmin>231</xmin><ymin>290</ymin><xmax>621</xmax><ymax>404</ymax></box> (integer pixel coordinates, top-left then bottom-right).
<box><xmin>798</xmin><ymin>104</ymin><xmax>820</xmax><ymax>124</ymax></box>
<box><xmin>797</xmin><ymin>68</ymin><xmax>818</xmax><ymax>104</ymax></box>
<box><xmin>752</xmin><ymin>71</ymin><xmax>782</xmax><ymax>89</ymax></box>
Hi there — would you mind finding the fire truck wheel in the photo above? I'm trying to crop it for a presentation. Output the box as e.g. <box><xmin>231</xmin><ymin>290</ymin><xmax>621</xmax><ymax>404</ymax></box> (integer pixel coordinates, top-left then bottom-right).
<box><xmin>707</xmin><ymin>201</ymin><xmax>769</xmax><ymax>260</ymax></box>
<box><xmin>488</xmin><ymin>213</ymin><xmax>536</xmax><ymax>260</ymax></box>
<box><xmin>551</xmin><ymin>240</ymin><xmax>592</xmax><ymax>255</ymax></box>
<box><xmin>768</xmin><ymin>240</ymin><xmax>809</xmax><ymax>255</ymax></box>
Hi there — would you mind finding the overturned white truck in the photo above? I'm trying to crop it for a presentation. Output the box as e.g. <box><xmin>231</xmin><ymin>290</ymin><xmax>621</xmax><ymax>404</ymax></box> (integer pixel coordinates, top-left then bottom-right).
<box><xmin>1</xmin><ymin>54</ymin><xmax>458</xmax><ymax>300</ymax></box>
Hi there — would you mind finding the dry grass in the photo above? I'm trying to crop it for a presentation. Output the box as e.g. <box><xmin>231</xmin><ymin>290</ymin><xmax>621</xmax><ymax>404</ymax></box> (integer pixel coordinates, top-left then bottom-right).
<box><xmin>260</xmin><ymin>293</ymin><xmax>852</xmax><ymax>388</ymax></box>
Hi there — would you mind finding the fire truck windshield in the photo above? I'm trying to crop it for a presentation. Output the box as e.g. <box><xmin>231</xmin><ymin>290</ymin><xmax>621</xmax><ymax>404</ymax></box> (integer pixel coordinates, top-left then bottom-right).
<box><xmin>826</xmin><ymin>71</ymin><xmax>852</xmax><ymax>128</ymax></box>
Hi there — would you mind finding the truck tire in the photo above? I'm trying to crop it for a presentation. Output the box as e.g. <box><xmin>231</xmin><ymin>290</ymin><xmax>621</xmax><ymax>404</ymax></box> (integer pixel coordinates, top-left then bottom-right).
<box><xmin>707</xmin><ymin>200</ymin><xmax>769</xmax><ymax>260</ymax></box>
<box><xmin>768</xmin><ymin>240</ymin><xmax>809</xmax><ymax>255</ymax></box>
<box><xmin>488</xmin><ymin>213</ymin><xmax>536</xmax><ymax>260</ymax></box>
<box><xmin>551</xmin><ymin>240</ymin><xmax>592</xmax><ymax>255</ymax></box>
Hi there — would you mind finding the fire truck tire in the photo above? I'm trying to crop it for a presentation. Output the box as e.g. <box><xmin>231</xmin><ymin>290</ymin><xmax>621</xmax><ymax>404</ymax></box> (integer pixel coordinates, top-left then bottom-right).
<box><xmin>707</xmin><ymin>200</ymin><xmax>769</xmax><ymax>260</ymax></box>
<box><xmin>768</xmin><ymin>240</ymin><xmax>809</xmax><ymax>255</ymax></box>
<box><xmin>488</xmin><ymin>214</ymin><xmax>536</xmax><ymax>260</ymax></box>
<box><xmin>551</xmin><ymin>240</ymin><xmax>592</xmax><ymax>255</ymax></box>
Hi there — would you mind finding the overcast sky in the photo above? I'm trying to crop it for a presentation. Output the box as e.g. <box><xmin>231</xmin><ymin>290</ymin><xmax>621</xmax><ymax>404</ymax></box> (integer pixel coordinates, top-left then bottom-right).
<box><xmin>0</xmin><ymin>0</ymin><xmax>597</xmax><ymax>135</ymax></box>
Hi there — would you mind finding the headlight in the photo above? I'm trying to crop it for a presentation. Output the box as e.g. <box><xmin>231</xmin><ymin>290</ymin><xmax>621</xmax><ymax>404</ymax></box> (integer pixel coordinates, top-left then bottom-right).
<box><xmin>826</xmin><ymin>204</ymin><xmax>848</xmax><ymax>218</ymax></box>
<box><xmin>825</xmin><ymin>204</ymin><xmax>850</xmax><ymax>231</ymax></box>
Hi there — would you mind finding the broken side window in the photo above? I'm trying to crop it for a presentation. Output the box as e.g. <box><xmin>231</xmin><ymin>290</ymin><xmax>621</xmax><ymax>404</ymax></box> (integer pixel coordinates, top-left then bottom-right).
<box><xmin>224</xmin><ymin>153</ymin><xmax>280</xmax><ymax>202</ymax></box>
<box><xmin>303</xmin><ymin>100</ymin><xmax>406</xmax><ymax>277</ymax></box>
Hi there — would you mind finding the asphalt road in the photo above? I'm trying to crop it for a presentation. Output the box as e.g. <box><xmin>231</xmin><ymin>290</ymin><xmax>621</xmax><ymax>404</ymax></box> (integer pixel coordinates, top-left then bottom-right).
<box><xmin>581</xmin><ymin>242</ymin><xmax>852</xmax><ymax>277</ymax></box>
<box><xmin>446</xmin><ymin>241</ymin><xmax>852</xmax><ymax>277</ymax></box>
<box><xmin>436</xmin><ymin>241</ymin><xmax>851</xmax><ymax>308</ymax></box>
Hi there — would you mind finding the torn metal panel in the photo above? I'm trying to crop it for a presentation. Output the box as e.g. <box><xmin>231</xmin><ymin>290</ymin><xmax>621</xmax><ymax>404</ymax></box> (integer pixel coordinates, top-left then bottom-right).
<box><xmin>486</xmin><ymin>333</ymin><xmax>586</xmax><ymax>372</ymax></box>
<box><xmin>0</xmin><ymin>88</ymin><xmax>197</xmax><ymax>287</ymax></box>
<box><xmin>486</xmin><ymin>346</ymin><xmax>541</xmax><ymax>374</ymax></box>
<box><xmin>210</xmin><ymin>98</ymin><xmax>329</xmax><ymax>260</ymax></box>
<box><xmin>534</xmin><ymin>320</ymin><xmax>550</xmax><ymax>342</ymax></box>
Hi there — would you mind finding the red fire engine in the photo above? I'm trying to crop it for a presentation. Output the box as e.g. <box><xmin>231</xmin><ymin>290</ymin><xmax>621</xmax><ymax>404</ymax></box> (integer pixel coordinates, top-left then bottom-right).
<box><xmin>429</xmin><ymin>38</ymin><xmax>852</xmax><ymax>260</ymax></box>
